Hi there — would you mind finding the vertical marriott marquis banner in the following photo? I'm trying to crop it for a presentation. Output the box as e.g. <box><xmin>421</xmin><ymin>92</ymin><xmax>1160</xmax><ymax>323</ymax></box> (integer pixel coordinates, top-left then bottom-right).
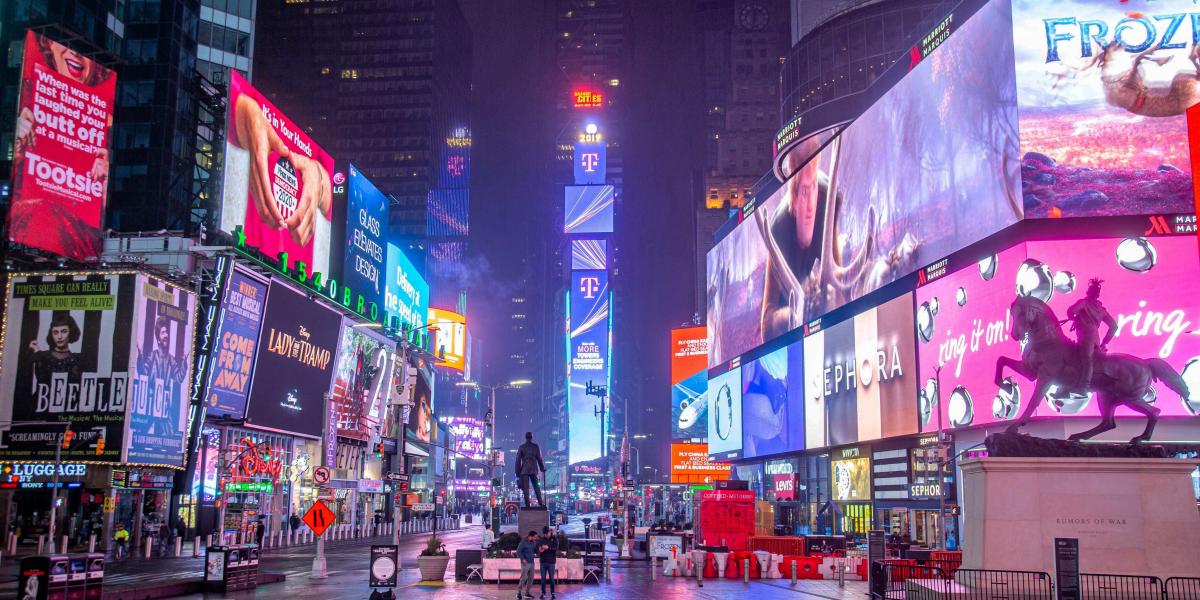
<box><xmin>670</xmin><ymin>326</ymin><xmax>709</xmax><ymax>442</ymax></box>
<box><xmin>342</xmin><ymin>165</ymin><xmax>387</xmax><ymax>311</ymax></box>
<box><xmin>244</xmin><ymin>282</ymin><xmax>341</xmax><ymax>438</ymax></box>
<box><xmin>126</xmin><ymin>275</ymin><xmax>196</xmax><ymax>466</ymax></box>
<box><xmin>8</xmin><ymin>31</ymin><xmax>116</xmax><ymax>260</ymax></box>
<box><xmin>0</xmin><ymin>273</ymin><xmax>135</xmax><ymax>463</ymax></box>
<box><xmin>205</xmin><ymin>267</ymin><xmax>268</xmax><ymax>418</ymax></box>
<box><xmin>220</xmin><ymin>71</ymin><xmax>336</xmax><ymax>277</ymax></box>
<box><xmin>569</xmin><ymin>270</ymin><xmax>610</xmax><ymax>464</ymax></box>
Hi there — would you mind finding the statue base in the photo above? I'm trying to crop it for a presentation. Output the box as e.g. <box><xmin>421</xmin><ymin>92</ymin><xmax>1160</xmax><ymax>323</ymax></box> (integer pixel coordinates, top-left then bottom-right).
<box><xmin>517</xmin><ymin>506</ymin><xmax>550</xmax><ymax>537</ymax></box>
<box><xmin>984</xmin><ymin>431</ymin><xmax>1168</xmax><ymax>458</ymax></box>
<box><xmin>960</xmin><ymin>456</ymin><xmax>1200</xmax><ymax>581</ymax></box>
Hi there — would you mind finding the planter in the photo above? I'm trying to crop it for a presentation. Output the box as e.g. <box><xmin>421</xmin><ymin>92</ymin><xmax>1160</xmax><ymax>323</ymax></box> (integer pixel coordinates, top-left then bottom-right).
<box><xmin>417</xmin><ymin>555</ymin><xmax>450</xmax><ymax>581</ymax></box>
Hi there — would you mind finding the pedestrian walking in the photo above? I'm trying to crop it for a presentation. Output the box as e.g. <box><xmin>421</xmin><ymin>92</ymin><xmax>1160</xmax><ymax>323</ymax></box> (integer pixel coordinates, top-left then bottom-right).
<box><xmin>482</xmin><ymin>523</ymin><xmax>495</xmax><ymax>551</ymax></box>
<box><xmin>538</xmin><ymin>526</ymin><xmax>558</xmax><ymax>599</ymax></box>
<box><xmin>290</xmin><ymin>513</ymin><xmax>301</xmax><ymax>533</ymax></box>
<box><xmin>113</xmin><ymin>524</ymin><xmax>130</xmax><ymax>560</ymax></box>
<box><xmin>517</xmin><ymin>530</ymin><xmax>538</xmax><ymax>599</ymax></box>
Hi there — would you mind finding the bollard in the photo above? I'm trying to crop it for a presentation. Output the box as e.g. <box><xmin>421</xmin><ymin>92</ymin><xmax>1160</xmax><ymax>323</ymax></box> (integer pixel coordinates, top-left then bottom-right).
<box><xmin>174</xmin><ymin>537</ymin><xmax>182</xmax><ymax>557</ymax></box>
<box><xmin>651</xmin><ymin>556</ymin><xmax>656</xmax><ymax>581</ymax></box>
<box><xmin>37</xmin><ymin>535</ymin><xmax>45</xmax><ymax>555</ymax></box>
<box><xmin>791</xmin><ymin>562</ymin><xmax>798</xmax><ymax>586</ymax></box>
<box><xmin>144</xmin><ymin>538</ymin><xmax>152</xmax><ymax>560</ymax></box>
<box><xmin>193</xmin><ymin>536</ymin><xmax>201</xmax><ymax>557</ymax></box>
<box><xmin>838</xmin><ymin>557</ymin><xmax>845</xmax><ymax>588</ymax></box>
<box><xmin>8</xmin><ymin>533</ymin><xmax>15</xmax><ymax>555</ymax></box>
<box><xmin>89</xmin><ymin>534</ymin><xmax>96</xmax><ymax>553</ymax></box>
<box><xmin>605</xmin><ymin>556</ymin><xmax>612</xmax><ymax>582</ymax></box>
<box><xmin>61</xmin><ymin>535</ymin><xmax>68</xmax><ymax>553</ymax></box>
<box><xmin>743</xmin><ymin>559</ymin><xmax>749</xmax><ymax>584</ymax></box>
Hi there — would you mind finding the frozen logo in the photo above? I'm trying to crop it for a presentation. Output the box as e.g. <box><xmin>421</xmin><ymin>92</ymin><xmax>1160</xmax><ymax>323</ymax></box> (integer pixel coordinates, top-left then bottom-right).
<box><xmin>270</xmin><ymin>152</ymin><xmax>301</xmax><ymax>221</ymax></box>
<box><xmin>1043</xmin><ymin>14</ymin><xmax>1200</xmax><ymax>64</ymax></box>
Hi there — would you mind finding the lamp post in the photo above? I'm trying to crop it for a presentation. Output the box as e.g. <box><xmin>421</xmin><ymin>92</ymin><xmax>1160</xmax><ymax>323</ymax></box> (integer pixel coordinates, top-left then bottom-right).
<box><xmin>388</xmin><ymin>322</ymin><xmax>438</xmax><ymax>551</ymax></box>
<box><xmin>458</xmin><ymin>378</ymin><xmax>531</xmax><ymax>528</ymax></box>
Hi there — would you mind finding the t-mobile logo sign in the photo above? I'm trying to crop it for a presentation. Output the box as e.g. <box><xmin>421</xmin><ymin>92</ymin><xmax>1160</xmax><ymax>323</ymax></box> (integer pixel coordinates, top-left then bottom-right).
<box><xmin>579</xmin><ymin>276</ymin><xmax>601</xmax><ymax>299</ymax></box>
<box><xmin>579</xmin><ymin>153</ymin><xmax>600</xmax><ymax>173</ymax></box>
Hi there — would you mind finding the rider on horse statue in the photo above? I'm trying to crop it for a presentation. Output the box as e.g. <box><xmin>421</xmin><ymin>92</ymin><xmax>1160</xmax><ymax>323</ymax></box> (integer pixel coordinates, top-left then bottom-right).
<box><xmin>1066</xmin><ymin>278</ymin><xmax>1117</xmax><ymax>392</ymax></box>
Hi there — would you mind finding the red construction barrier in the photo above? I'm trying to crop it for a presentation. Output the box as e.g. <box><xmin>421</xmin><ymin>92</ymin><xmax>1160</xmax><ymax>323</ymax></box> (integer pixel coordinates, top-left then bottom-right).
<box><xmin>796</xmin><ymin>556</ymin><xmax>823</xmax><ymax>579</ymax></box>
<box><xmin>725</xmin><ymin>554</ymin><xmax>741</xmax><ymax>579</ymax></box>
<box><xmin>749</xmin><ymin>536</ymin><xmax>806</xmax><ymax>557</ymax></box>
<box><xmin>703</xmin><ymin>553</ymin><xmax>718</xmax><ymax>579</ymax></box>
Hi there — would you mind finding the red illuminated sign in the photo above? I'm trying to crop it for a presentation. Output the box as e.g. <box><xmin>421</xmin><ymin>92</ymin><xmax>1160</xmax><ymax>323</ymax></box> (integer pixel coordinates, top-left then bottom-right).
<box><xmin>573</xmin><ymin>89</ymin><xmax>604</xmax><ymax>108</ymax></box>
<box><xmin>228</xmin><ymin>438</ymin><xmax>285</xmax><ymax>483</ymax></box>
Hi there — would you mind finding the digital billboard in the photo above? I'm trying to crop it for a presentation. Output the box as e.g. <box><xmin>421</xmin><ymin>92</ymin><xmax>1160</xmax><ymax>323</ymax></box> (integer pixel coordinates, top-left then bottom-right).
<box><xmin>917</xmin><ymin>235</ymin><xmax>1200</xmax><ymax>431</ymax></box>
<box><xmin>205</xmin><ymin>267</ymin><xmax>268</xmax><ymax>418</ymax></box>
<box><xmin>341</xmin><ymin>165</ymin><xmax>387</xmax><ymax>311</ymax></box>
<box><xmin>573</xmin><ymin>140</ymin><xmax>606</xmax><ymax>185</ymax></box>
<box><xmin>1013</xmin><ymin>0</ymin><xmax>1197</xmax><ymax>218</ymax></box>
<box><xmin>671</xmin><ymin>326</ymin><xmax>708</xmax><ymax>441</ymax></box>
<box><xmin>741</xmin><ymin>344</ymin><xmax>806</xmax><ymax>459</ymax></box>
<box><xmin>706</xmin><ymin>0</ymin><xmax>1020</xmax><ymax>367</ymax></box>
<box><xmin>804</xmin><ymin>293</ymin><xmax>919</xmax><ymax>448</ymax></box>
<box><xmin>706</xmin><ymin>366</ymin><xmax>743</xmax><ymax>459</ymax></box>
<box><xmin>330</xmin><ymin>319</ymin><xmax>396</xmax><ymax>441</ymax></box>
<box><xmin>564</xmin><ymin>185</ymin><xmax>615</xmax><ymax>235</ymax></box>
<box><xmin>384</xmin><ymin>242</ymin><xmax>428</xmax><ymax>334</ymax></box>
<box><xmin>8</xmin><ymin>31</ymin><xmax>116</xmax><ymax>260</ymax></box>
<box><xmin>428</xmin><ymin>308</ymin><xmax>466</xmax><ymax>372</ymax></box>
<box><xmin>569</xmin><ymin>269</ymin><xmax>611</xmax><ymax>464</ymax></box>
<box><xmin>126</xmin><ymin>274</ymin><xmax>196</xmax><ymax>466</ymax></box>
<box><xmin>0</xmin><ymin>273</ymin><xmax>135</xmax><ymax>463</ymax></box>
<box><xmin>670</xmin><ymin>443</ymin><xmax>731</xmax><ymax>484</ymax></box>
<box><xmin>832</xmin><ymin>451</ymin><xmax>871</xmax><ymax>501</ymax></box>
<box><xmin>220</xmin><ymin>71</ymin><xmax>336</xmax><ymax>278</ymax></box>
<box><xmin>244</xmin><ymin>281</ymin><xmax>340</xmax><ymax>438</ymax></box>
<box><xmin>410</xmin><ymin>375</ymin><xmax>433</xmax><ymax>444</ymax></box>
<box><xmin>571</xmin><ymin>239</ymin><xmax>607</xmax><ymax>270</ymax></box>
<box><xmin>445</xmin><ymin>416</ymin><xmax>485</xmax><ymax>461</ymax></box>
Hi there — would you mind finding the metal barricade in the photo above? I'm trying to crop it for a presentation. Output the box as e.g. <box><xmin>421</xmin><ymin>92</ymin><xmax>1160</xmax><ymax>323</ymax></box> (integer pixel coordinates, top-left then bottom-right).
<box><xmin>1166</xmin><ymin>577</ymin><xmax>1200</xmax><ymax>600</ymax></box>
<box><xmin>954</xmin><ymin>569</ymin><xmax>1055</xmax><ymax>599</ymax></box>
<box><xmin>1080</xmin><ymin>573</ymin><xmax>1163</xmax><ymax>600</ymax></box>
<box><xmin>875</xmin><ymin>563</ymin><xmax>949</xmax><ymax>599</ymax></box>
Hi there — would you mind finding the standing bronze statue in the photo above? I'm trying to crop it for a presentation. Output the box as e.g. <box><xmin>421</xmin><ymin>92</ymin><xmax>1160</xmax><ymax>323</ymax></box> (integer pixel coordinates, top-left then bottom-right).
<box><xmin>515</xmin><ymin>432</ymin><xmax>546</xmax><ymax>508</ymax></box>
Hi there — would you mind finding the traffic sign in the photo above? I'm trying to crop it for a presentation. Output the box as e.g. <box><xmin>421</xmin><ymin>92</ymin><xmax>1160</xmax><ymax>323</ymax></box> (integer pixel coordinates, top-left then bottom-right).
<box><xmin>313</xmin><ymin>466</ymin><xmax>331</xmax><ymax>485</ymax></box>
<box><xmin>370</xmin><ymin>545</ymin><xmax>399</xmax><ymax>587</ymax></box>
<box><xmin>412</xmin><ymin>502</ymin><xmax>435</xmax><ymax>512</ymax></box>
<box><xmin>303</xmin><ymin>499</ymin><xmax>336</xmax><ymax>536</ymax></box>
<box><xmin>384</xmin><ymin>472</ymin><xmax>407</xmax><ymax>481</ymax></box>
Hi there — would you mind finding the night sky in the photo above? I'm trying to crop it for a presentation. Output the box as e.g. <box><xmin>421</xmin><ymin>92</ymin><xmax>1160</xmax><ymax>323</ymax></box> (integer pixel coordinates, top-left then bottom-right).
<box><xmin>461</xmin><ymin>0</ymin><xmax>706</xmax><ymax>471</ymax></box>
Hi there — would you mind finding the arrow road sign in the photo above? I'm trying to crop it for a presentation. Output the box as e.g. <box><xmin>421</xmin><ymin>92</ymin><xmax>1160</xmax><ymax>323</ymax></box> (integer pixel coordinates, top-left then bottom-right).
<box><xmin>303</xmin><ymin>500</ymin><xmax>336</xmax><ymax>536</ymax></box>
<box><xmin>313</xmin><ymin>466</ymin><xmax>331</xmax><ymax>485</ymax></box>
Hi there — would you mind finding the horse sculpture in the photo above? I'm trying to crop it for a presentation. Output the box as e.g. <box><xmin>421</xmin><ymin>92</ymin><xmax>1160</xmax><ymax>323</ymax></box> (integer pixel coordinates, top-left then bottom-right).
<box><xmin>994</xmin><ymin>295</ymin><xmax>1189</xmax><ymax>444</ymax></box>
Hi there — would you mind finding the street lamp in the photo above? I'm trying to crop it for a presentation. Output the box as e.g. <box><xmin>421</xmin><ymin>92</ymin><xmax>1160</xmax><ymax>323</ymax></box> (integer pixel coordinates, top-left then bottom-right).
<box><xmin>457</xmin><ymin>379</ymin><xmax>532</xmax><ymax>526</ymax></box>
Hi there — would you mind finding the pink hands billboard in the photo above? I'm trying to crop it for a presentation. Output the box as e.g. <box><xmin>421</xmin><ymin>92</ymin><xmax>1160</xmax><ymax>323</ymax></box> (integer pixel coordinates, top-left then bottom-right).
<box><xmin>916</xmin><ymin>235</ymin><xmax>1200</xmax><ymax>431</ymax></box>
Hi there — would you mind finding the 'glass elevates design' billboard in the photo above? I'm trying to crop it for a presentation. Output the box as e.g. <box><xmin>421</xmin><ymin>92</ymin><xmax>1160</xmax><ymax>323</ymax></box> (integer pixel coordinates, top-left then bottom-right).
<box><xmin>341</xmin><ymin>165</ymin><xmax>388</xmax><ymax>312</ymax></box>
<box><xmin>568</xmin><ymin>270</ymin><xmax>611</xmax><ymax>464</ymax></box>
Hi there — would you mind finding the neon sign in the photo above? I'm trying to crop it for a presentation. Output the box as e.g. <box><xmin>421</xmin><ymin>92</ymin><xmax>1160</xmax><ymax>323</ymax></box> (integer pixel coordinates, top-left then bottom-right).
<box><xmin>573</xmin><ymin>89</ymin><xmax>604</xmax><ymax>108</ymax></box>
<box><xmin>228</xmin><ymin>437</ymin><xmax>285</xmax><ymax>484</ymax></box>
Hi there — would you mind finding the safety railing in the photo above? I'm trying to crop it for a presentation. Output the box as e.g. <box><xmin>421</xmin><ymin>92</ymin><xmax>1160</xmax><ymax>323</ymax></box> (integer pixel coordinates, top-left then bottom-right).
<box><xmin>1165</xmin><ymin>577</ymin><xmax>1200</xmax><ymax>600</ymax></box>
<box><xmin>1080</xmin><ymin>573</ymin><xmax>1162</xmax><ymax>600</ymax></box>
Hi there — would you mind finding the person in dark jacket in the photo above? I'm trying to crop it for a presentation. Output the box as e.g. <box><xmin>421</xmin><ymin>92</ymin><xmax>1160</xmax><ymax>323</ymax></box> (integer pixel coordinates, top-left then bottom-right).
<box><xmin>514</xmin><ymin>432</ymin><xmax>546</xmax><ymax>508</ymax></box>
<box><xmin>538</xmin><ymin>526</ymin><xmax>558</xmax><ymax>599</ymax></box>
<box><xmin>516</xmin><ymin>531</ymin><xmax>539</xmax><ymax>599</ymax></box>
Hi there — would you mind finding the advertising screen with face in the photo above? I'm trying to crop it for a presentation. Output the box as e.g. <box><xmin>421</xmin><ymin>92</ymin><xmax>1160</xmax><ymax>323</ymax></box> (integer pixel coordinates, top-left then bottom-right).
<box><xmin>804</xmin><ymin>293</ymin><xmax>919</xmax><ymax>448</ymax></box>
<box><xmin>707</xmin><ymin>0</ymin><xmax>1020</xmax><ymax>367</ymax></box>
<box><xmin>564</xmin><ymin>185</ymin><xmax>615</xmax><ymax>234</ymax></box>
<box><xmin>671</xmin><ymin>326</ymin><xmax>708</xmax><ymax>441</ymax></box>
<box><xmin>330</xmin><ymin>318</ymin><xmax>396</xmax><ymax>441</ymax></box>
<box><xmin>831</xmin><ymin>454</ymin><xmax>871</xmax><ymax>501</ymax></box>
<box><xmin>220</xmin><ymin>72</ymin><xmax>335</xmax><ymax>278</ymax></box>
<box><xmin>917</xmin><ymin>235</ymin><xmax>1200</xmax><ymax>432</ymax></box>
<box><xmin>569</xmin><ymin>270</ymin><xmax>611</xmax><ymax>464</ymax></box>
<box><xmin>342</xmin><ymin>165</ymin><xmax>387</xmax><ymax>312</ymax></box>
<box><xmin>411</xmin><ymin>376</ymin><xmax>432</xmax><ymax>443</ymax></box>
<box><xmin>706</xmin><ymin>366</ymin><xmax>743</xmax><ymax>458</ymax></box>
<box><xmin>127</xmin><ymin>274</ymin><xmax>196</xmax><ymax>466</ymax></box>
<box><xmin>741</xmin><ymin>345</ymin><xmax>805</xmax><ymax>459</ymax></box>
<box><xmin>0</xmin><ymin>273</ymin><xmax>135</xmax><ymax>462</ymax></box>
<box><xmin>7</xmin><ymin>32</ymin><xmax>116</xmax><ymax>260</ymax></box>
<box><xmin>1013</xmin><ymin>0</ymin><xmax>1198</xmax><ymax>218</ymax></box>
<box><xmin>205</xmin><ymin>267</ymin><xmax>268</xmax><ymax>419</ymax></box>
<box><xmin>244</xmin><ymin>282</ymin><xmax>340</xmax><ymax>438</ymax></box>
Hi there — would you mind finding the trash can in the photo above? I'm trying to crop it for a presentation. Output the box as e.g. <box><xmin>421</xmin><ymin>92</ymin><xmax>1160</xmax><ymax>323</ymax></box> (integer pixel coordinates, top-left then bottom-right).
<box><xmin>18</xmin><ymin>554</ymin><xmax>70</xmax><ymax>600</ymax></box>
<box><xmin>85</xmin><ymin>553</ymin><xmax>104</xmax><ymax>600</ymax></box>
<box><xmin>206</xmin><ymin>545</ymin><xmax>256</xmax><ymax>593</ymax></box>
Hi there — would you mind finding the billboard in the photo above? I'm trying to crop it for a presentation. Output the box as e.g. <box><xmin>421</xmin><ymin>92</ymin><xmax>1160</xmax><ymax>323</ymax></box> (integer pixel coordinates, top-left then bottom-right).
<box><xmin>384</xmin><ymin>242</ymin><xmax>428</xmax><ymax>333</ymax></box>
<box><xmin>670</xmin><ymin>326</ymin><xmax>708</xmax><ymax>441</ymax></box>
<box><xmin>564</xmin><ymin>185</ymin><xmax>615</xmax><ymax>235</ymax></box>
<box><xmin>573</xmin><ymin>140</ymin><xmax>606</xmax><ymax>185</ymax></box>
<box><xmin>741</xmin><ymin>344</ymin><xmax>806</xmax><ymax>459</ymax></box>
<box><xmin>8</xmin><ymin>31</ymin><xmax>116</xmax><ymax>260</ymax></box>
<box><xmin>428</xmin><ymin>308</ymin><xmax>466</xmax><ymax>372</ymax></box>
<box><xmin>445</xmin><ymin>416</ymin><xmax>485</xmax><ymax>461</ymax></box>
<box><xmin>568</xmin><ymin>269</ymin><xmax>611</xmax><ymax>464</ymax></box>
<box><xmin>706</xmin><ymin>366</ymin><xmax>743</xmax><ymax>459</ymax></box>
<box><xmin>706</xmin><ymin>0</ymin><xmax>1020</xmax><ymax>367</ymax></box>
<box><xmin>670</xmin><ymin>443</ymin><xmax>731</xmax><ymax>484</ymax></box>
<box><xmin>341</xmin><ymin>165</ymin><xmax>388</xmax><ymax>311</ymax></box>
<box><xmin>205</xmin><ymin>267</ymin><xmax>268</xmax><ymax>418</ymax></box>
<box><xmin>410</xmin><ymin>375</ymin><xmax>433</xmax><ymax>443</ymax></box>
<box><xmin>917</xmin><ymin>235</ymin><xmax>1200</xmax><ymax>431</ymax></box>
<box><xmin>1013</xmin><ymin>0</ymin><xmax>1197</xmax><ymax>218</ymax></box>
<box><xmin>831</xmin><ymin>451</ymin><xmax>871</xmax><ymax>501</ymax></box>
<box><xmin>0</xmin><ymin>273</ymin><xmax>135</xmax><ymax>462</ymax></box>
<box><xmin>126</xmin><ymin>275</ymin><xmax>196</xmax><ymax>466</ymax></box>
<box><xmin>804</xmin><ymin>293</ymin><xmax>919</xmax><ymax>448</ymax></box>
<box><xmin>220</xmin><ymin>71</ymin><xmax>336</xmax><ymax>278</ymax></box>
<box><xmin>330</xmin><ymin>319</ymin><xmax>396</xmax><ymax>441</ymax></box>
<box><xmin>244</xmin><ymin>281</ymin><xmax>340</xmax><ymax>438</ymax></box>
<box><xmin>571</xmin><ymin>239</ymin><xmax>608</xmax><ymax>270</ymax></box>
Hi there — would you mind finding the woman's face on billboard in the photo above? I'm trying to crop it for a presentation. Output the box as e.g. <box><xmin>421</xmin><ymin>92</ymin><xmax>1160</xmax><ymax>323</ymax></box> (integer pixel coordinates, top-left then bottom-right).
<box><xmin>48</xmin><ymin>44</ymin><xmax>93</xmax><ymax>84</ymax></box>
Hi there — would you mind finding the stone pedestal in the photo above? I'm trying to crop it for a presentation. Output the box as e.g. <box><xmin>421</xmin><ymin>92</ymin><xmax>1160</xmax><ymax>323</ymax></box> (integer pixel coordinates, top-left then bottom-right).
<box><xmin>960</xmin><ymin>457</ymin><xmax>1200</xmax><ymax>580</ymax></box>
<box><xmin>517</xmin><ymin>507</ymin><xmax>549</xmax><ymax>537</ymax></box>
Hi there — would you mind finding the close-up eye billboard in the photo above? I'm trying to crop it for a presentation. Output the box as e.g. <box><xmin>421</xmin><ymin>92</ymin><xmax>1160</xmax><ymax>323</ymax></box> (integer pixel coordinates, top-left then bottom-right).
<box><xmin>220</xmin><ymin>71</ymin><xmax>336</xmax><ymax>278</ymax></box>
<box><xmin>7</xmin><ymin>31</ymin><xmax>117</xmax><ymax>261</ymax></box>
<box><xmin>707</xmin><ymin>0</ymin><xmax>1019</xmax><ymax>367</ymax></box>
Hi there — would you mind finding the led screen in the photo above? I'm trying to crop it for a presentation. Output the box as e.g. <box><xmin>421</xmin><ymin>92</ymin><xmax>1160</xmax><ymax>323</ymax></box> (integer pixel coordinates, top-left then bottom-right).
<box><xmin>205</xmin><ymin>267</ymin><xmax>268</xmax><ymax>418</ymax></box>
<box><xmin>671</xmin><ymin>326</ymin><xmax>708</xmax><ymax>441</ymax></box>
<box><xmin>411</xmin><ymin>376</ymin><xmax>432</xmax><ymax>443</ymax></box>
<box><xmin>7</xmin><ymin>32</ymin><xmax>117</xmax><ymax>260</ymax></box>
<box><xmin>564</xmin><ymin>185</ymin><xmax>615</xmax><ymax>234</ymax></box>
<box><xmin>330</xmin><ymin>318</ymin><xmax>396</xmax><ymax>441</ymax></box>
<box><xmin>573</xmin><ymin>140</ymin><xmax>606</xmax><ymax>185</ymax></box>
<box><xmin>832</xmin><ymin>454</ymin><xmax>871</xmax><ymax>501</ymax></box>
<box><xmin>341</xmin><ymin>165</ymin><xmax>387</xmax><ymax>311</ymax></box>
<box><xmin>670</xmin><ymin>443</ymin><xmax>731</xmax><ymax>483</ymax></box>
<box><xmin>568</xmin><ymin>270</ymin><xmax>611</xmax><ymax>464</ymax></box>
<box><xmin>428</xmin><ymin>308</ymin><xmax>466</xmax><ymax>372</ymax></box>
<box><xmin>384</xmin><ymin>242</ymin><xmax>429</xmax><ymax>334</ymax></box>
<box><xmin>706</xmin><ymin>366</ymin><xmax>743</xmax><ymax>458</ymax></box>
<box><xmin>445</xmin><ymin>416</ymin><xmax>485</xmax><ymax>461</ymax></box>
<box><xmin>707</xmin><ymin>0</ymin><xmax>1020</xmax><ymax>367</ymax></box>
<box><xmin>1013</xmin><ymin>0</ymin><xmax>1197</xmax><ymax>217</ymax></box>
<box><xmin>741</xmin><ymin>345</ymin><xmax>806</xmax><ymax>459</ymax></box>
<box><xmin>804</xmin><ymin>293</ymin><xmax>919</xmax><ymax>448</ymax></box>
<box><xmin>220</xmin><ymin>71</ymin><xmax>336</xmax><ymax>278</ymax></box>
<box><xmin>571</xmin><ymin>239</ymin><xmax>608</xmax><ymax>270</ymax></box>
<box><xmin>917</xmin><ymin>235</ymin><xmax>1200</xmax><ymax>431</ymax></box>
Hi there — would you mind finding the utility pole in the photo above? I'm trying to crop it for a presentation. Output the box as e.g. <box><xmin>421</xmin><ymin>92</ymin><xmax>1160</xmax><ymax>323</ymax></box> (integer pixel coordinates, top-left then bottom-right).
<box><xmin>48</xmin><ymin>426</ymin><xmax>70</xmax><ymax>553</ymax></box>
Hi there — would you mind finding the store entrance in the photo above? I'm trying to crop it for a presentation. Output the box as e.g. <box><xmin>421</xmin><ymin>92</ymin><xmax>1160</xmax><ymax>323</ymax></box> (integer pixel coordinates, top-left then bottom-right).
<box><xmin>913</xmin><ymin>509</ymin><xmax>940</xmax><ymax>547</ymax></box>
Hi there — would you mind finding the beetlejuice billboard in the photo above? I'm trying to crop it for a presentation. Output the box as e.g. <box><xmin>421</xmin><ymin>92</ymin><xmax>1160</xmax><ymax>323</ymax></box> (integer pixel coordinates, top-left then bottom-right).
<box><xmin>568</xmin><ymin>270</ymin><xmax>611</xmax><ymax>464</ymax></box>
